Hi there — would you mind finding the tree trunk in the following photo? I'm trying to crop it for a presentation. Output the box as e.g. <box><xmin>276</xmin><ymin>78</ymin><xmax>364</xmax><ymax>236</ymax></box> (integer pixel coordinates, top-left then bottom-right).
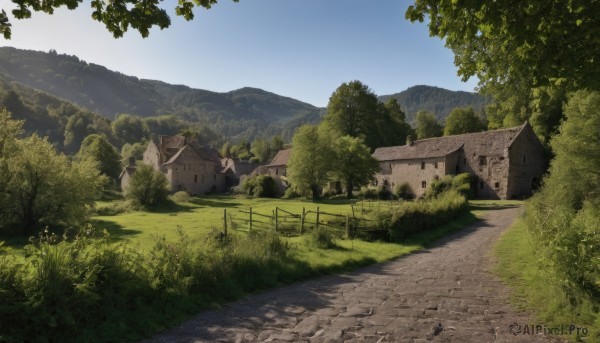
<box><xmin>346</xmin><ymin>179</ymin><xmax>354</xmax><ymax>199</ymax></box>
<box><xmin>311</xmin><ymin>185</ymin><xmax>320</xmax><ymax>201</ymax></box>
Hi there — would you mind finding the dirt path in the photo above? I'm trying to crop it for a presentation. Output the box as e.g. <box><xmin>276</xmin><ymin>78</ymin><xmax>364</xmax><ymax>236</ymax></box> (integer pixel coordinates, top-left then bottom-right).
<box><xmin>146</xmin><ymin>206</ymin><xmax>559</xmax><ymax>343</ymax></box>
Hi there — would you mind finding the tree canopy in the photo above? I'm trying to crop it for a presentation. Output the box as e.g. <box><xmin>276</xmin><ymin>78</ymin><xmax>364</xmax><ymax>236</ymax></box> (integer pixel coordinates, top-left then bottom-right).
<box><xmin>443</xmin><ymin>107</ymin><xmax>485</xmax><ymax>136</ymax></box>
<box><xmin>332</xmin><ymin>136</ymin><xmax>379</xmax><ymax>199</ymax></box>
<box><xmin>1</xmin><ymin>0</ymin><xmax>239</xmax><ymax>39</ymax></box>
<box><xmin>287</xmin><ymin>125</ymin><xmax>335</xmax><ymax>200</ymax></box>
<box><xmin>415</xmin><ymin>111</ymin><xmax>443</xmax><ymax>140</ymax></box>
<box><xmin>78</xmin><ymin>134</ymin><xmax>122</xmax><ymax>180</ymax></box>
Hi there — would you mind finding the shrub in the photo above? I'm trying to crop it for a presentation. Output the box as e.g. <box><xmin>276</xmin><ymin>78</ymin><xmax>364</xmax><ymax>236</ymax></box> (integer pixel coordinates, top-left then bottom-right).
<box><xmin>304</xmin><ymin>226</ymin><xmax>337</xmax><ymax>249</ymax></box>
<box><xmin>282</xmin><ymin>186</ymin><xmax>301</xmax><ymax>199</ymax></box>
<box><xmin>425</xmin><ymin>173</ymin><xmax>473</xmax><ymax>199</ymax></box>
<box><xmin>376</xmin><ymin>186</ymin><xmax>393</xmax><ymax>200</ymax></box>
<box><xmin>170</xmin><ymin>191</ymin><xmax>191</xmax><ymax>203</ymax></box>
<box><xmin>387</xmin><ymin>189</ymin><xmax>468</xmax><ymax>241</ymax></box>
<box><xmin>241</xmin><ymin>175</ymin><xmax>277</xmax><ymax>198</ymax></box>
<box><xmin>125</xmin><ymin>165</ymin><xmax>169</xmax><ymax>207</ymax></box>
<box><xmin>394</xmin><ymin>182</ymin><xmax>414</xmax><ymax>200</ymax></box>
<box><xmin>360</xmin><ymin>187</ymin><xmax>378</xmax><ymax>200</ymax></box>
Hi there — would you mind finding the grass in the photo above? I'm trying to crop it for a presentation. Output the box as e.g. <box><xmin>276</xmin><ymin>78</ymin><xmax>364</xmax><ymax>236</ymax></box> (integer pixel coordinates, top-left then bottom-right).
<box><xmin>493</xmin><ymin>219</ymin><xmax>600</xmax><ymax>341</ymax></box>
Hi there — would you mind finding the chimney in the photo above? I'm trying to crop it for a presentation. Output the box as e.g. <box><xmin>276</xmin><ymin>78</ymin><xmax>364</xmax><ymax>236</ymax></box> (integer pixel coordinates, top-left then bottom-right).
<box><xmin>128</xmin><ymin>156</ymin><xmax>136</xmax><ymax>167</ymax></box>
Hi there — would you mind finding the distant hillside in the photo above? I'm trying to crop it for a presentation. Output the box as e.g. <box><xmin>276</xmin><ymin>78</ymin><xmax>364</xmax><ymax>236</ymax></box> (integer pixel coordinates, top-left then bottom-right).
<box><xmin>379</xmin><ymin>85</ymin><xmax>490</xmax><ymax>124</ymax></box>
<box><xmin>0</xmin><ymin>47</ymin><xmax>322</xmax><ymax>141</ymax></box>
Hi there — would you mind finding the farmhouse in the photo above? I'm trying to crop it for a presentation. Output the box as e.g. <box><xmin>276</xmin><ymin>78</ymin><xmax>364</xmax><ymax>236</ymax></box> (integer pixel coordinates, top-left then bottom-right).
<box><xmin>119</xmin><ymin>135</ymin><xmax>226</xmax><ymax>195</ymax></box>
<box><xmin>372</xmin><ymin>123</ymin><xmax>546</xmax><ymax>199</ymax></box>
<box><xmin>265</xmin><ymin>148</ymin><xmax>292</xmax><ymax>177</ymax></box>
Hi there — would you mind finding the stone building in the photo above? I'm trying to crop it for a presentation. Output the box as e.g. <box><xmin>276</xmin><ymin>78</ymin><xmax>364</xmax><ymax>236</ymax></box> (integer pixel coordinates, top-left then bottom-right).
<box><xmin>265</xmin><ymin>148</ymin><xmax>292</xmax><ymax>177</ymax></box>
<box><xmin>372</xmin><ymin>123</ymin><xmax>546</xmax><ymax>199</ymax></box>
<box><xmin>221</xmin><ymin>157</ymin><xmax>263</xmax><ymax>188</ymax></box>
<box><xmin>120</xmin><ymin>135</ymin><xmax>226</xmax><ymax>195</ymax></box>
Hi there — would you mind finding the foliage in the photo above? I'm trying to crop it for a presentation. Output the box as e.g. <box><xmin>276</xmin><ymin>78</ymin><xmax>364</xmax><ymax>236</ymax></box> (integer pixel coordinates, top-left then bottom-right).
<box><xmin>287</xmin><ymin>125</ymin><xmax>335</xmax><ymax>200</ymax></box>
<box><xmin>305</xmin><ymin>226</ymin><xmax>338</xmax><ymax>249</ymax></box>
<box><xmin>2</xmin><ymin>0</ymin><xmax>240</xmax><ymax>39</ymax></box>
<box><xmin>120</xmin><ymin>141</ymin><xmax>147</xmax><ymax>165</ymax></box>
<box><xmin>325</xmin><ymin>81</ymin><xmax>414</xmax><ymax>149</ymax></box>
<box><xmin>387</xmin><ymin>189</ymin><xmax>468</xmax><ymax>241</ymax></box>
<box><xmin>112</xmin><ymin>114</ymin><xmax>149</xmax><ymax>146</ymax></box>
<box><xmin>124</xmin><ymin>165</ymin><xmax>169</xmax><ymax>207</ymax></box>
<box><xmin>78</xmin><ymin>134</ymin><xmax>121</xmax><ymax>180</ymax></box>
<box><xmin>424</xmin><ymin>173</ymin><xmax>473</xmax><ymax>199</ymax></box>
<box><xmin>332</xmin><ymin>136</ymin><xmax>379</xmax><ymax>198</ymax></box>
<box><xmin>526</xmin><ymin>90</ymin><xmax>600</xmax><ymax>303</ymax></box>
<box><xmin>443</xmin><ymin>107</ymin><xmax>485</xmax><ymax>136</ymax></box>
<box><xmin>169</xmin><ymin>191</ymin><xmax>191</xmax><ymax>203</ymax></box>
<box><xmin>394</xmin><ymin>182</ymin><xmax>414</xmax><ymax>200</ymax></box>
<box><xmin>415</xmin><ymin>110</ymin><xmax>443</xmax><ymax>139</ymax></box>
<box><xmin>0</xmin><ymin>110</ymin><xmax>104</xmax><ymax>235</ymax></box>
<box><xmin>241</xmin><ymin>175</ymin><xmax>277</xmax><ymax>198</ymax></box>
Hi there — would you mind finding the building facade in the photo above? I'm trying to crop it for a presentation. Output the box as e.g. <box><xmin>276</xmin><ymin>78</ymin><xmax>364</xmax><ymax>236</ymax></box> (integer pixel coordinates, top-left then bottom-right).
<box><xmin>372</xmin><ymin>123</ymin><xmax>546</xmax><ymax>199</ymax></box>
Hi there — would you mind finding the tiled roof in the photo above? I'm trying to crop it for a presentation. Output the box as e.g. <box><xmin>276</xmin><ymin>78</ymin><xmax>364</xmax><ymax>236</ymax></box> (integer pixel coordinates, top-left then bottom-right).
<box><xmin>373</xmin><ymin>123</ymin><xmax>527</xmax><ymax>161</ymax></box>
<box><xmin>267</xmin><ymin>148</ymin><xmax>292</xmax><ymax>167</ymax></box>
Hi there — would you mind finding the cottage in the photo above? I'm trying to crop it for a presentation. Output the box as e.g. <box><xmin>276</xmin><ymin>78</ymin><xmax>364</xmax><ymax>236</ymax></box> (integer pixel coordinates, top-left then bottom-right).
<box><xmin>372</xmin><ymin>123</ymin><xmax>546</xmax><ymax>199</ymax></box>
<box><xmin>119</xmin><ymin>135</ymin><xmax>226</xmax><ymax>195</ymax></box>
<box><xmin>221</xmin><ymin>157</ymin><xmax>263</xmax><ymax>188</ymax></box>
<box><xmin>265</xmin><ymin>148</ymin><xmax>292</xmax><ymax>177</ymax></box>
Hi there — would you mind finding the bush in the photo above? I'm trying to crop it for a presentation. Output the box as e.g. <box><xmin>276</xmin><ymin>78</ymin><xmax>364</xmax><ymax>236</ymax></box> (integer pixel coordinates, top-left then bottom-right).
<box><xmin>304</xmin><ymin>226</ymin><xmax>337</xmax><ymax>249</ymax></box>
<box><xmin>125</xmin><ymin>165</ymin><xmax>169</xmax><ymax>207</ymax></box>
<box><xmin>241</xmin><ymin>175</ymin><xmax>277</xmax><ymax>198</ymax></box>
<box><xmin>360</xmin><ymin>187</ymin><xmax>378</xmax><ymax>200</ymax></box>
<box><xmin>386</xmin><ymin>189</ymin><xmax>468</xmax><ymax>241</ymax></box>
<box><xmin>425</xmin><ymin>173</ymin><xmax>473</xmax><ymax>199</ymax></box>
<box><xmin>169</xmin><ymin>191</ymin><xmax>191</xmax><ymax>203</ymax></box>
<box><xmin>376</xmin><ymin>186</ymin><xmax>393</xmax><ymax>200</ymax></box>
<box><xmin>282</xmin><ymin>187</ymin><xmax>301</xmax><ymax>199</ymax></box>
<box><xmin>394</xmin><ymin>182</ymin><xmax>414</xmax><ymax>200</ymax></box>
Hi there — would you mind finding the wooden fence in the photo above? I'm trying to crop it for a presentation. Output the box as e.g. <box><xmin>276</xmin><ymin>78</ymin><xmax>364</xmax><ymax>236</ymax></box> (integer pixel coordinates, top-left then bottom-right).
<box><xmin>222</xmin><ymin>204</ymin><xmax>392</xmax><ymax>239</ymax></box>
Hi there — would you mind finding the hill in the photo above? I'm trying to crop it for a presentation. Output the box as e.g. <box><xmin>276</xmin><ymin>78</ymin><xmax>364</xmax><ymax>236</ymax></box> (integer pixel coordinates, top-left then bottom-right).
<box><xmin>0</xmin><ymin>47</ymin><xmax>322</xmax><ymax>142</ymax></box>
<box><xmin>379</xmin><ymin>85</ymin><xmax>490</xmax><ymax>124</ymax></box>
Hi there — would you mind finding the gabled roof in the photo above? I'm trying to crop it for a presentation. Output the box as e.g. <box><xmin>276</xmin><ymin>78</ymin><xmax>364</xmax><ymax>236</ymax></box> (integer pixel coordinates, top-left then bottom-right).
<box><xmin>266</xmin><ymin>148</ymin><xmax>292</xmax><ymax>167</ymax></box>
<box><xmin>373</xmin><ymin>123</ymin><xmax>528</xmax><ymax>162</ymax></box>
<box><xmin>118</xmin><ymin>166</ymin><xmax>137</xmax><ymax>180</ymax></box>
<box><xmin>155</xmin><ymin>135</ymin><xmax>222</xmax><ymax>166</ymax></box>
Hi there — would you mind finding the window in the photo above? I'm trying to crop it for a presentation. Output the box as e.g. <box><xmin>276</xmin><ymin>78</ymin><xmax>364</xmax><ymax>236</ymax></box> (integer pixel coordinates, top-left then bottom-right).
<box><xmin>421</xmin><ymin>162</ymin><xmax>425</xmax><ymax>170</ymax></box>
<box><xmin>383</xmin><ymin>180</ymin><xmax>389</xmax><ymax>186</ymax></box>
<box><xmin>523</xmin><ymin>155</ymin><xmax>526</xmax><ymax>164</ymax></box>
<box><xmin>494</xmin><ymin>182</ymin><xmax>500</xmax><ymax>188</ymax></box>
<box><xmin>421</xmin><ymin>181</ymin><xmax>427</xmax><ymax>188</ymax></box>
<box><xmin>479</xmin><ymin>181</ymin><xmax>484</xmax><ymax>189</ymax></box>
<box><xmin>434</xmin><ymin>162</ymin><xmax>438</xmax><ymax>169</ymax></box>
<box><xmin>389</xmin><ymin>164</ymin><xmax>392</xmax><ymax>171</ymax></box>
<box><xmin>194</xmin><ymin>175</ymin><xmax>198</xmax><ymax>183</ymax></box>
<box><xmin>479</xmin><ymin>156</ymin><xmax>487</xmax><ymax>166</ymax></box>
<box><xmin>275</xmin><ymin>168</ymin><xmax>278</xmax><ymax>175</ymax></box>
<box><xmin>463</xmin><ymin>158</ymin><xmax>467</xmax><ymax>165</ymax></box>
<box><xmin>183</xmin><ymin>165</ymin><xmax>185</xmax><ymax>171</ymax></box>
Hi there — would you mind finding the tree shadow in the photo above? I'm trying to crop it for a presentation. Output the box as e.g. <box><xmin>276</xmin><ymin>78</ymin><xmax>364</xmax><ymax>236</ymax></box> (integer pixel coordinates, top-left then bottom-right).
<box><xmin>189</xmin><ymin>198</ymin><xmax>242</xmax><ymax>208</ymax></box>
<box><xmin>90</xmin><ymin>219</ymin><xmax>143</xmax><ymax>242</ymax></box>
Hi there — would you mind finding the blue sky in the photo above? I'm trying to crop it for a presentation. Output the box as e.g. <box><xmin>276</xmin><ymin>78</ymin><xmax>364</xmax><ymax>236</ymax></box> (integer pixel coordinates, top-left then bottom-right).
<box><xmin>0</xmin><ymin>0</ymin><xmax>478</xmax><ymax>107</ymax></box>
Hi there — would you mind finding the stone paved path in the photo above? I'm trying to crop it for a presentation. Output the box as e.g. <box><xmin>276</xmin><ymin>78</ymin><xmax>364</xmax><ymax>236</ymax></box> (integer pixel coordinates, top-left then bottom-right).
<box><xmin>146</xmin><ymin>206</ymin><xmax>561</xmax><ymax>343</ymax></box>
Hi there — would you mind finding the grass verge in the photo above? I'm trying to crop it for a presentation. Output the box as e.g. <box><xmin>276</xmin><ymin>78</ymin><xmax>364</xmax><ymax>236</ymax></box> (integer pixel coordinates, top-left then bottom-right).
<box><xmin>493</xmin><ymin>219</ymin><xmax>600</xmax><ymax>341</ymax></box>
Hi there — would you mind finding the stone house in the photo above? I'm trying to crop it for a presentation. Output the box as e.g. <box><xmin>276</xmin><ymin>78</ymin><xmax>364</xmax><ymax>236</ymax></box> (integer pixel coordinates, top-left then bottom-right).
<box><xmin>265</xmin><ymin>148</ymin><xmax>292</xmax><ymax>177</ymax></box>
<box><xmin>221</xmin><ymin>157</ymin><xmax>263</xmax><ymax>188</ymax></box>
<box><xmin>372</xmin><ymin>123</ymin><xmax>546</xmax><ymax>199</ymax></box>
<box><xmin>118</xmin><ymin>157</ymin><xmax>137</xmax><ymax>192</ymax></box>
<box><xmin>120</xmin><ymin>135</ymin><xmax>226</xmax><ymax>195</ymax></box>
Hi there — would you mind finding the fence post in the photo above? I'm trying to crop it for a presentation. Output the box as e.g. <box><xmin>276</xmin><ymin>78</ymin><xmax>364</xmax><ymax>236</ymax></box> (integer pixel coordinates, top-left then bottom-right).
<box><xmin>316</xmin><ymin>206</ymin><xmax>320</xmax><ymax>230</ymax></box>
<box><xmin>345</xmin><ymin>214</ymin><xmax>350</xmax><ymax>239</ymax></box>
<box><xmin>223</xmin><ymin>208</ymin><xmax>228</xmax><ymax>236</ymax></box>
<box><xmin>249</xmin><ymin>207</ymin><xmax>253</xmax><ymax>231</ymax></box>
<box><xmin>300</xmin><ymin>207</ymin><xmax>305</xmax><ymax>234</ymax></box>
<box><xmin>275</xmin><ymin>207</ymin><xmax>279</xmax><ymax>232</ymax></box>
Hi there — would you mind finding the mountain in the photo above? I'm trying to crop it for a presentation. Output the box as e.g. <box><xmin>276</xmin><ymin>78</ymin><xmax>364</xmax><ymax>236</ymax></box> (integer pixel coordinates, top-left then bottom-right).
<box><xmin>379</xmin><ymin>85</ymin><xmax>490</xmax><ymax>124</ymax></box>
<box><xmin>0</xmin><ymin>47</ymin><xmax>323</xmax><ymax>142</ymax></box>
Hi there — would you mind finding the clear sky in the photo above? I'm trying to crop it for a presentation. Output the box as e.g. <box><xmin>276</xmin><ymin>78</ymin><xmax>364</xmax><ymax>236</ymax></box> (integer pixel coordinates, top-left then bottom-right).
<box><xmin>0</xmin><ymin>0</ymin><xmax>478</xmax><ymax>107</ymax></box>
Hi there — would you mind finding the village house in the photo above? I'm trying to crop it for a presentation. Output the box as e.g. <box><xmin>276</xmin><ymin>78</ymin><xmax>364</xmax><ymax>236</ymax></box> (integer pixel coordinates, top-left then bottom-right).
<box><xmin>372</xmin><ymin>123</ymin><xmax>546</xmax><ymax>199</ymax></box>
<box><xmin>220</xmin><ymin>157</ymin><xmax>262</xmax><ymax>189</ymax></box>
<box><xmin>120</xmin><ymin>135</ymin><xmax>227</xmax><ymax>195</ymax></box>
<box><xmin>265</xmin><ymin>148</ymin><xmax>292</xmax><ymax>177</ymax></box>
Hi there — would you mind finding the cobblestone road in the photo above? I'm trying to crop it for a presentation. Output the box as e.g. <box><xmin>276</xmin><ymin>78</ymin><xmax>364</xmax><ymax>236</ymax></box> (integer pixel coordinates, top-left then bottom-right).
<box><xmin>146</xmin><ymin>206</ymin><xmax>560</xmax><ymax>343</ymax></box>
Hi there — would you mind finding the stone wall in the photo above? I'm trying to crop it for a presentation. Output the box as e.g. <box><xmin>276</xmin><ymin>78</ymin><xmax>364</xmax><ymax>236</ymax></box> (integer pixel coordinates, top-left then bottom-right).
<box><xmin>375</xmin><ymin>154</ymin><xmax>454</xmax><ymax>198</ymax></box>
<box><xmin>143</xmin><ymin>142</ymin><xmax>161</xmax><ymax>169</ymax></box>
<box><xmin>506</xmin><ymin>125</ymin><xmax>546</xmax><ymax>199</ymax></box>
<box><xmin>164</xmin><ymin>147</ymin><xmax>221</xmax><ymax>195</ymax></box>
<box><xmin>456</xmin><ymin>149</ymin><xmax>510</xmax><ymax>199</ymax></box>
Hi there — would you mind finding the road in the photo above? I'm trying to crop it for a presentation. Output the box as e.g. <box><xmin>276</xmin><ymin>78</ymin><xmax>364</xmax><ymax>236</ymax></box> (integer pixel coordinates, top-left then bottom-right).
<box><xmin>146</xmin><ymin>206</ymin><xmax>560</xmax><ymax>343</ymax></box>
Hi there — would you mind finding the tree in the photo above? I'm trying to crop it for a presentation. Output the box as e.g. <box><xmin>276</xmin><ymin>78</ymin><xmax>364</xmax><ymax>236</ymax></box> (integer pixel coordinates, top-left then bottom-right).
<box><xmin>0</xmin><ymin>110</ymin><xmax>104</xmax><ymax>234</ymax></box>
<box><xmin>287</xmin><ymin>125</ymin><xmax>335</xmax><ymax>200</ymax></box>
<box><xmin>325</xmin><ymin>81</ymin><xmax>381</xmax><ymax>149</ymax></box>
<box><xmin>405</xmin><ymin>0</ymin><xmax>600</xmax><ymax>141</ymax></box>
<box><xmin>415</xmin><ymin>111</ymin><xmax>443</xmax><ymax>139</ymax></box>
<box><xmin>443</xmin><ymin>107</ymin><xmax>485</xmax><ymax>136</ymax></box>
<box><xmin>1</xmin><ymin>0</ymin><xmax>239</xmax><ymax>39</ymax></box>
<box><xmin>78</xmin><ymin>134</ymin><xmax>121</xmax><ymax>180</ymax></box>
<box><xmin>381</xmin><ymin>98</ymin><xmax>414</xmax><ymax>146</ymax></box>
<box><xmin>120</xmin><ymin>142</ymin><xmax>148</xmax><ymax>165</ymax></box>
<box><xmin>124</xmin><ymin>165</ymin><xmax>169</xmax><ymax>207</ymax></box>
<box><xmin>333</xmin><ymin>136</ymin><xmax>379</xmax><ymax>199</ymax></box>
<box><xmin>112</xmin><ymin>114</ymin><xmax>148</xmax><ymax>146</ymax></box>
<box><xmin>250</xmin><ymin>137</ymin><xmax>270</xmax><ymax>163</ymax></box>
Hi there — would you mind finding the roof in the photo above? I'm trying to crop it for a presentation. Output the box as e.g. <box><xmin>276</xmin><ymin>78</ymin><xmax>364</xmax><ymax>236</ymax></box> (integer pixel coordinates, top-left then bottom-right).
<box><xmin>156</xmin><ymin>135</ymin><xmax>222</xmax><ymax>166</ymax></box>
<box><xmin>267</xmin><ymin>148</ymin><xmax>292</xmax><ymax>167</ymax></box>
<box><xmin>373</xmin><ymin>123</ymin><xmax>528</xmax><ymax>161</ymax></box>
<box><xmin>118</xmin><ymin>166</ymin><xmax>137</xmax><ymax>180</ymax></box>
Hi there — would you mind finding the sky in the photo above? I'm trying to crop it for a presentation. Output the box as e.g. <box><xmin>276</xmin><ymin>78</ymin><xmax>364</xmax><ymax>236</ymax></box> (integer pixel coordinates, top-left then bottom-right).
<box><xmin>0</xmin><ymin>0</ymin><xmax>478</xmax><ymax>107</ymax></box>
